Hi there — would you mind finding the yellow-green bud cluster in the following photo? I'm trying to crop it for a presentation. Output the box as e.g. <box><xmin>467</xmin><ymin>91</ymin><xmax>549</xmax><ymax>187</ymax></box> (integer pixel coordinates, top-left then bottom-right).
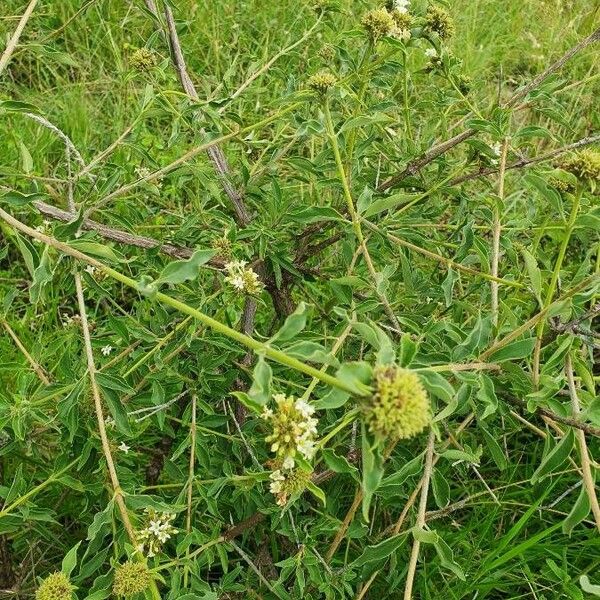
<box><xmin>549</xmin><ymin>176</ymin><xmax>576</xmax><ymax>194</ymax></box>
<box><xmin>307</xmin><ymin>71</ymin><xmax>337</xmax><ymax>95</ymax></box>
<box><xmin>391</xmin><ymin>9</ymin><xmax>412</xmax><ymax>31</ymax></box>
<box><xmin>318</xmin><ymin>44</ymin><xmax>336</xmax><ymax>62</ymax></box>
<box><xmin>224</xmin><ymin>260</ymin><xmax>263</xmax><ymax>295</ymax></box>
<box><xmin>361</xmin><ymin>8</ymin><xmax>396</xmax><ymax>41</ymax></box>
<box><xmin>262</xmin><ymin>394</ymin><xmax>318</xmax><ymax>467</ymax></box>
<box><xmin>212</xmin><ymin>235</ymin><xmax>233</xmax><ymax>259</ymax></box>
<box><xmin>113</xmin><ymin>561</ymin><xmax>152</xmax><ymax>597</ymax></box>
<box><xmin>363</xmin><ymin>367</ymin><xmax>431</xmax><ymax>440</ymax></box>
<box><xmin>424</xmin><ymin>5</ymin><xmax>455</xmax><ymax>39</ymax></box>
<box><xmin>561</xmin><ymin>149</ymin><xmax>600</xmax><ymax>183</ymax></box>
<box><xmin>130</xmin><ymin>48</ymin><xmax>157</xmax><ymax>72</ymax></box>
<box><xmin>35</xmin><ymin>572</ymin><xmax>74</xmax><ymax>600</ymax></box>
<box><xmin>269</xmin><ymin>466</ymin><xmax>312</xmax><ymax>506</ymax></box>
<box><xmin>456</xmin><ymin>74</ymin><xmax>471</xmax><ymax>95</ymax></box>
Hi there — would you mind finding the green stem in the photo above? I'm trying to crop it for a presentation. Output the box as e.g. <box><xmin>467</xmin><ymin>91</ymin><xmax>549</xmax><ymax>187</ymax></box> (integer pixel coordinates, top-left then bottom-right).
<box><xmin>323</xmin><ymin>99</ymin><xmax>400</xmax><ymax>330</ymax></box>
<box><xmin>0</xmin><ymin>458</ymin><xmax>78</xmax><ymax>519</ymax></box>
<box><xmin>0</xmin><ymin>207</ymin><xmax>368</xmax><ymax>397</ymax></box>
<box><xmin>533</xmin><ymin>188</ymin><xmax>582</xmax><ymax>385</ymax></box>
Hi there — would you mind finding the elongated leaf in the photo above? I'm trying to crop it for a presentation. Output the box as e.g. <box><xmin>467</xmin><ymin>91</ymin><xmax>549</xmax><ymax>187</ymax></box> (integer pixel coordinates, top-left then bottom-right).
<box><xmin>156</xmin><ymin>249</ymin><xmax>216</xmax><ymax>285</ymax></box>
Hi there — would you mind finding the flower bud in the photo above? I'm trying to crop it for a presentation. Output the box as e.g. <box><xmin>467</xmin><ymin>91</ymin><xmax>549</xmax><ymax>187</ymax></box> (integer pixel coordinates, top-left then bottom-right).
<box><xmin>35</xmin><ymin>572</ymin><xmax>74</xmax><ymax>600</ymax></box>
<box><xmin>363</xmin><ymin>367</ymin><xmax>431</xmax><ymax>440</ymax></box>
<box><xmin>113</xmin><ymin>561</ymin><xmax>152</xmax><ymax>597</ymax></box>
<box><xmin>424</xmin><ymin>5</ymin><xmax>455</xmax><ymax>39</ymax></box>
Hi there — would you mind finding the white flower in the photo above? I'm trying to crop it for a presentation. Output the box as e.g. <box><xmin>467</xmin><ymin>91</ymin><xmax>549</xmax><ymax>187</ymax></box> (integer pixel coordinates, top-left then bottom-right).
<box><xmin>394</xmin><ymin>0</ymin><xmax>410</xmax><ymax>13</ymax></box>
<box><xmin>101</xmin><ymin>345</ymin><xmax>113</xmax><ymax>356</ymax></box>
<box><xmin>105</xmin><ymin>416</ymin><xmax>116</xmax><ymax>428</ymax></box>
<box><xmin>425</xmin><ymin>48</ymin><xmax>438</xmax><ymax>58</ymax></box>
<box><xmin>85</xmin><ymin>265</ymin><xmax>96</xmax><ymax>275</ymax></box>
<box><xmin>118</xmin><ymin>442</ymin><xmax>130</xmax><ymax>453</ymax></box>
<box><xmin>294</xmin><ymin>398</ymin><xmax>315</xmax><ymax>418</ymax></box>
<box><xmin>269</xmin><ymin>470</ymin><xmax>285</xmax><ymax>494</ymax></box>
<box><xmin>224</xmin><ymin>260</ymin><xmax>263</xmax><ymax>295</ymax></box>
<box><xmin>282</xmin><ymin>456</ymin><xmax>295</xmax><ymax>470</ymax></box>
<box><xmin>492</xmin><ymin>142</ymin><xmax>502</xmax><ymax>157</ymax></box>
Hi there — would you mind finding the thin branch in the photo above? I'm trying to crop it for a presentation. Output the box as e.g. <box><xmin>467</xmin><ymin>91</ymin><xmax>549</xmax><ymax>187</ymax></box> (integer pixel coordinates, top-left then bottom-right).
<box><xmin>73</xmin><ymin>273</ymin><xmax>137</xmax><ymax>543</ymax></box>
<box><xmin>378</xmin><ymin>28</ymin><xmax>600</xmax><ymax>191</ymax></box>
<box><xmin>160</xmin><ymin>4</ymin><xmax>250</xmax><ymax>226</ymax></box>
<box><xmin>32</xmin><ymin>199</ymin><xmax>214</xmax><ymax>262</ymax></box>
<box><xmin>501</xmin><ymin>393</ymin><xmax>600</xmax><ymax>438</ymax></box>
<box><xmin>403</xmin><ymin>429</ymin><xmax>435</xmax><ymax>600</ymax></box>
<box><xmin>2</xmin><ymin>320</ymin><xmax>50</xmax><ymax>385</ymax></box>
<box><xmin>565</xmin><ymin>355</ymin><xmax>600</xmax><ymax>532</ymax></box>
<box><xmin>0</xmin><ymin>0</ymin><xmax>39</xmax><ymax>77</ymax></box>
<box><xmin>491</xmin><ymin>138</ymin><xmax>509</xmax><ymax>328</ymax></box>
<box><xmin>450</xmin><ymin>134</ymin><xmax>600</xmax><ymax>186</ymax></box>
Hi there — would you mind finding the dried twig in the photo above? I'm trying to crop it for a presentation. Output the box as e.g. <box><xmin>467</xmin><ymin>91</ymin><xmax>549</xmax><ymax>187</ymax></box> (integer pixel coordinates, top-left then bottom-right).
<box><xmin>403</xmin><ymin>429</ymin><xmax>435</xmax><ymax>600</ymax></box>
<box><xmin>0</xmin><ymin>0</ymin><xmax>39</xmax><ymax>77</ymax></box>
<box><xmin>565</xmin><ymin>354</ymin><xmax>600</xmax><ymax>532</ymax></box>
<box><xmin>378</xmin><ymin>28</ymin><xmax>600</xmax><ymax>192</ymax></box>
<box><xmin>450</xmin><ymin>133</ymin><xmax>600</xmax><ymax>186</ymax></box>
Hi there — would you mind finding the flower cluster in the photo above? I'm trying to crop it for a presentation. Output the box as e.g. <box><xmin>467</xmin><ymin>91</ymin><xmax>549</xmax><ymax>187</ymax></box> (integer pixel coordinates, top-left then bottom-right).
<box><xmin>137</xmin><ymin>508</ymin><xmax>178</xmax><ymax>557</ymax></box>
<box><xmin>134</xmin><ymin>165</ymin><xmax>162</xmax><ymax>188</ymax></box>
<box><xmin>363</xmin><ymin>366</ymin><xmax>431</xmax><ymax>440</ymax></box>
<box><xmin>362</xmin><ymin>6</ymin><xmax>411</xmax><ymax>42</ymax></box>
<box><xmin>262</xmin><ymin>394</ymin><xmax>318</xmax><ymax>467</ymax></box>
<box><xmin>35</xmin><ymin>572</ymin><xmax>74</xmax><ymax>600</ymax></box>
<box><xmin>561</xmin><ymin>149</ymin><xmax>600</xmax><ymax>183</ymax></box>
<box><xmin>269</xmin><ymin>465</ymin><xmax>312</xmax><ymax>506</ymax></box>
<box><xmin>212</xmin><ymin>235</ymin><xmax>233</xmax><ymax>259</ymax></box>
<box><xmin>307</xmin><ymin>71</ymin><xmax>337</xmax><ymax>95</ymax></box>
<box><xmin>424</xmin><ymin>5</ymin><xmax>455</xmax><ymax>39</ymax></box>
<box><xmin>361</xmin><ymin>8</ymin><xmax>396</xmax><ymax>41</ymax></box>
<box><xmin>549</xmin><ymin>176</ymin><xmax>576</xmax><ymax>194</ymax></box>
<box><xmin>130</xmin><ymin>47</ymin><xmax>157</xmax><ymax>72</ymax></box>
<box><xmin>224</xmin><ymin>260</ymin><xmax>263</xmax><ymax>295</ymax></box>
<box><xmin>113</xmin><ymin>561</ymin><xmax>152</xmax><ymax>597</ymax></box>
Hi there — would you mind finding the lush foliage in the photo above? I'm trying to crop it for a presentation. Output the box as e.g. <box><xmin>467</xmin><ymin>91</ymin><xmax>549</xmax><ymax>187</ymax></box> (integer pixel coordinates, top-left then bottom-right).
<box><xmin>0</xmin><ymin>0</ymin><xmax>599</xmax><ymax>599</ymax></box>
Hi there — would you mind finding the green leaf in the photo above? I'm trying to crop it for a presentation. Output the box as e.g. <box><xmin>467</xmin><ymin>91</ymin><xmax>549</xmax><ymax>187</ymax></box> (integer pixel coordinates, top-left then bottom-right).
<box><xmin>306</xmin><ymin>481</ymin><xmax>326</xmax><ymax>506</ymax></box>
<box><xmin>322</xmin><ymin>448</ymin><xmax>359</xmax><ymax>479</ymax></box>
<box><xmin>61</xmin><ymin>541</ymin><xmax>81</xmax><ymax>577</ymax></box>
<box><xmin>0</xmin><ymin>100</ymin><xmax>39</xmax><ymax>112</ymax></box>
<box><xmin>477</xmin><ymin>373</ymin><xmax>498</xmax><ymax>420</ymax></box>
<box><xmin>520</xmin><ymin>247</ymin><xmax>542</xmax><ymax>304</ymax></box>
<box><xmin>248</xmin><ymin>355</ymin><xmax>272</xmax><ymax>406</ymax></box>
<box><xmin>155</xmin><ymin>249</ymin><xmax>216</xmax><ymax>285</ymax></box>
<box><xmin>284</xmin><ymin>341</ymin><xmax>339</xmax><ymax>366</ymax></box>
<box><xmin>434</xmin><ymin>535</ymin><xmax>466</xmax><ymax>580</ymax></box>
<box><xmin>431</xmin><ymin>469</ymin><xmax>450</xmax><ymax>508</ymax></box>
<box><xmin>270</xmin><ymin>302</ymin><xmax>310</xmax><ymax>342</ymax></box>
<box><xmin>442</xmin><ymin>268</ymin><xmax>459</xmax><ymax>307</ymax></box>
<box><xmin>453</xmin><ymin>315</ymin><xmax>492</xmax><ymax>361</ymax></box>
<box><xmin>350</xmin><ymin>533</ymin><xmax>406</xmax><ymax>568</ymax></box>
<box><xmin>361</xmin><ymin>426</ymin><xmax>384</xmax><ymax>522</ymax></box>
<box><xmin>313</xmin><ymin>387</ymin><xmax>350</xmax><ymax>409</ymax></box>
<box><xmin>531</xmin><ymin>428</ymin><xmax>574</xmax><ymax>484</ymax></box>
<box><xmin>398</xmin><ymin>333</ymin><xmax>418</xmax><ymax>367</ymax></box>
<box><xmin>419</xmin><ymin>371</ymin><xmax>455</xmax><ymax>403</ymax></box>
<box><xmin>335</xmin><ymin>361</ymin><xmax>373</xmax><ymax>396</ymax></box>
<box><xmin>488</xmin><ymin>337</ymin><xmax>537</xmax><ymax>362</ymax></box>
<box><xmin>67</xmin><ymin>239</ymin><xmax>124</xmax><ymax>263</ymax></box>
<box><xmin>563</xmin><ymin>482</ymin><xmax>590</xmax><ymax>536</ymax></box>
<box><xmin>352</xmin><ymin>321</ymin><xmax>394</xmax><ymax>365</ymax></box>
<box><xmin>362</xmin><ymin>192</ymin><xmax>417</xmax><ymax>218</ymax></box>
<box><xmin>412</xmin><ymin>527</ymin><xmax>439</xmax><ymax>544</ymax></box>
<box><xmin>0</xmin><ymin>190</ymin><xmax>47</xmax><ymax>206</ymax></box>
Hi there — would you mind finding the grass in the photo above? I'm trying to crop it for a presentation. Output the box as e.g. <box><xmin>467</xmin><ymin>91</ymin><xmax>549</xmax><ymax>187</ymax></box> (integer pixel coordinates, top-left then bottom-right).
<box><xmin>0</xmin><ymin>0</ymin><xmax>599</xmax><ymax>598</ymax></box>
